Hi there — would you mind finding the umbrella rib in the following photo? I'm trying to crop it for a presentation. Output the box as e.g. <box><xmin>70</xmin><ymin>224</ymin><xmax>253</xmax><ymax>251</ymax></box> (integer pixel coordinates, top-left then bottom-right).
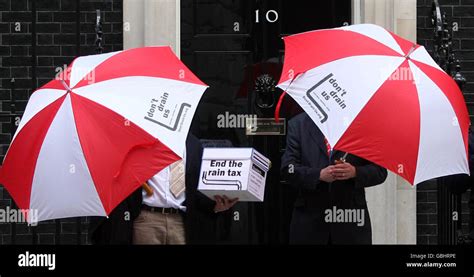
<box><xmin>405</xmin><ymin>44</ymin><xmax>417</xmax><ymax>59</ymax></box>
<box><xmin>60</xmin><ymin>79</ymin><xmax>72</xmax><ymax>93</ymax></box>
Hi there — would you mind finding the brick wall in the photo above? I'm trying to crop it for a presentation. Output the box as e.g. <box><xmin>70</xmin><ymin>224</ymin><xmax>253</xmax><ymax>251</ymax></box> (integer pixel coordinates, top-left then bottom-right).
<box><xmin>0</xmin><ymin>0</ymin><xmax>123</xmax><ymax>244</ymax></box>
<box><xmin>417</xmin><ymin>0</ymin><xmax>472</xmax><ymax>245</ymax></box>
<box><xmin>416</xmin><ymin>180</ymin><xmax>439</xmax><ymax>244</ymax></box>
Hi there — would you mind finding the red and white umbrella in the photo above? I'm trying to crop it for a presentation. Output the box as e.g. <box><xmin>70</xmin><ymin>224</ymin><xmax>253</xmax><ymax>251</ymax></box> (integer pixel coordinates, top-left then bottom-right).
<box><xmin>276</xmin><ymin>23</ymin><xmax>470</xmax><ymax>185</ymax></box>
<box><xmin>0</xmin><ymin>46</ymin><xmax>207</xmax><ymax>223</ymax></box>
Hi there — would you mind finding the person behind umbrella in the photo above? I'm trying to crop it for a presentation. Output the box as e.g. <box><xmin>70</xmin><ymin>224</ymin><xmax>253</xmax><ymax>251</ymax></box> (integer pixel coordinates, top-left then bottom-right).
<box><xmin>281</xmin><ymin>112</ymin><xmax>388</xmax><ymax>245</ymax></box>
<box><xmin>466</xmin><ymin>128</ymin><xmax>474</xmax><ymax>243</ymax></box>
<box><xmin>441</xmin><ymin>127</ymin><xmax>474</xmax><ymax>244</ymax></box>
<box><xmin>89</xmin><ymin>188</ymin><xmax>142</xmax><ymax>244</ymax></box>
<box><xmin>132</xmin><ymin>133</ymin><xmax>238</xmax><ymax>244</ymax></box>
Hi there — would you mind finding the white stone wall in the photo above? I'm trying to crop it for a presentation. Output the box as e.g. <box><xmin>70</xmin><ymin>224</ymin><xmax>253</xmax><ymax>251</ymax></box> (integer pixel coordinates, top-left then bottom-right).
<box><xmin>353</xmin><ymin>0</ymin><xmax>417</xmax><ymax>244</ymax></box>
<box><xmin>123</xmin><ymin>0</ymin><xmax>180</xmax><ymax>57</ymax></box>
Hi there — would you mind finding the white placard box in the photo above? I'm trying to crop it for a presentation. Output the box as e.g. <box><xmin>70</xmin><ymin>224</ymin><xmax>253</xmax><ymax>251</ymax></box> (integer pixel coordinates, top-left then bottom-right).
<box><xmin>198</xmin><ymin>148</ymin><xmax>271</xmax><ymax>202</ymax></box>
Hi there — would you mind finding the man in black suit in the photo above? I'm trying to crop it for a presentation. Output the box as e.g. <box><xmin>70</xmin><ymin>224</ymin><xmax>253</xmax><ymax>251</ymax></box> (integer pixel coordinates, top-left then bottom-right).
<box><xmin>89</xmin><ymin>188</ymin><xmax>142</xmax><ymax>245</ymax></box>
<box><xmin>178</xmin><ymin>133</ymin><xmax>237</xmax><ymax>244</ymax></box>
<box><xmin>461</xmin><ymin>128</ymin><xmax>474</xmax><ymax>242</ymax></box>
<box><xmin>443</xmin><ymin>128</ymin><xmax>474</xmax><ymax>243</ymax></box>
<box><xmin>281</xmin><ymin>113</ymin><xmax>388</xmax><ymax>244</ymax></box>
<box><xmin>90</xmin><ymin>134</ymin><xmax>236</xmax><ymax>244</ymax></box>
<box><xmin>470</xmin><ymin>184</ymin><xmax>474</xmax><ymax>242</ymax></box>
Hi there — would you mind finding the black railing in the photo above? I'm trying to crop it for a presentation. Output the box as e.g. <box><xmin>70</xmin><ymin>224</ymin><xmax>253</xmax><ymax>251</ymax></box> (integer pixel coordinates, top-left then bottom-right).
<box><xmin>431</xmin><ymin>0</ymin><xmax>467</xmax><ymax>245</ymax></box>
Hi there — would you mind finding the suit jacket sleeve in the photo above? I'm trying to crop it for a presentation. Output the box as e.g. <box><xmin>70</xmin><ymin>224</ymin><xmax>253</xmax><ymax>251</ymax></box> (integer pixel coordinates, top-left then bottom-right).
<box><xmin>354</xmin><ymin>162</ymin><xmax>388</xmax><ymax>188</ymax></box>
<box><xmin>127</xmin><ymin>187</ymin><xmax>143</xmax><ymax>220</ymax></box>
<box><xmin>281</xmin><ymin>118</ymin><xmax>323</xmax><ymax>191</ymax></box>
<box><xmin>186</xmin><ymin>135</ymin><xmax>216</xmax><ymax>214</ymax></box>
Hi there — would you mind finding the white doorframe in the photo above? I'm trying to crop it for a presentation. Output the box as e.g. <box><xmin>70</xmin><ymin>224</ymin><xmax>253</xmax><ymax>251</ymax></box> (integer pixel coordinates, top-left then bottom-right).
<box><xmin>123</xmin><ymin>0</ymin><xmax>181</xmax><ymax>57</ymax></box>
<box><xmin>350</xmin><ymin>0</ymin><xmax>418</xmax><ymax>245</ymax></box>
<box><xmin>352</xmin><ymin>0</ymin><xmax>363</xmax><ymax>24</ymax></box>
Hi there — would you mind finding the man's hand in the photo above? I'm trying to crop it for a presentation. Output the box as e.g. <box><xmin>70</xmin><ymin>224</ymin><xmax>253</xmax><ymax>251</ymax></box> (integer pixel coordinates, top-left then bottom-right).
<box><xmin>213</xmin><ymin>195</ymin><xmax>239</xmax><ymax>213</ymax></box>
<box><xmin>320</xmin><ymin>165</ymin><xmax>336</xmax><ymax>182</ymax></box>
<box><xmin>333</xmin><ymin>162</ymin><xmax>356</xmax><ymax>180</ymax></box>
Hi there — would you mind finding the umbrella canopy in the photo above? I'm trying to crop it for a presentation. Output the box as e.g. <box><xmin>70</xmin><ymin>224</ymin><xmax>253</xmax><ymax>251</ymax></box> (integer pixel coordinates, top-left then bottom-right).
<box><xmin>0</xmin><ymin>46</ymin><xmax>207</xmax><ymax>222</ymax></box>
<box><xmin>276</xmin><ymin>23</ymin><xmax>470</xmax><ymax>185</ymax></box>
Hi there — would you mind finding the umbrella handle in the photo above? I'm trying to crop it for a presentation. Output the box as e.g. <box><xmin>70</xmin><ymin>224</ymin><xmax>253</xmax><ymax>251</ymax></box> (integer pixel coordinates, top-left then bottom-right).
<box><xmin>142</xmin><ymin>182</ymin><xmax>153</xmax><ymax>196</ymax></box>
<box><xmin>335</xmin><ymin>152</ymin><xmax>349</xmax><ymax>164</ymax></box>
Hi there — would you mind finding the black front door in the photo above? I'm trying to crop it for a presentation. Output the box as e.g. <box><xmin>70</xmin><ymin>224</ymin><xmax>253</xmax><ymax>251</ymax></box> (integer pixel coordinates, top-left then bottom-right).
<box><xmin>181</xmin><ymin>0</ymin><xmax>351</xmax><ymax>244</ymax></box>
